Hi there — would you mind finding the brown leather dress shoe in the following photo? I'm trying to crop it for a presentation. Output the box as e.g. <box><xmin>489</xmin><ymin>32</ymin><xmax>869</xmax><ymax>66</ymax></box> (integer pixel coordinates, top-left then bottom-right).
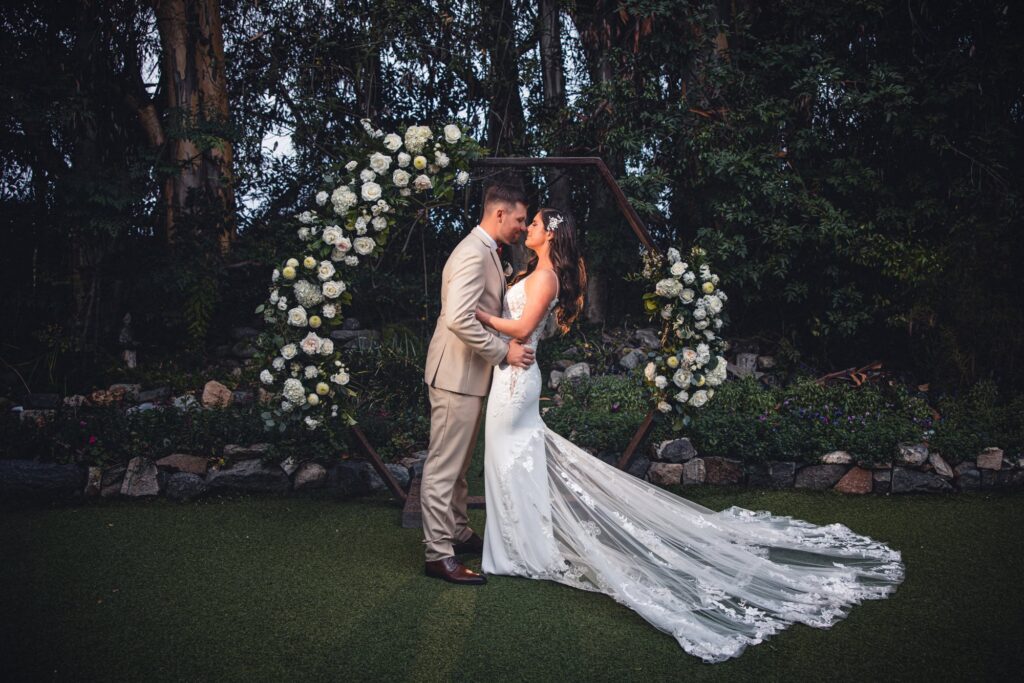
<box><xmin>452</xmin><ymin>532</ymin><xmax>484</xmax><ymax>555</ymax></box>
<box><xmin>424</xmin><ymin>556</ymin><xmax>487</xmax><ymax>585</ymax></box>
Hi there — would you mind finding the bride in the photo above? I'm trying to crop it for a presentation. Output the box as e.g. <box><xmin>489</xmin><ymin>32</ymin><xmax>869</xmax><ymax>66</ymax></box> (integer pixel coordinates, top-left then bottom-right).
<box><xmin>473</xmin><ymin>208</ymin><xmax>905</xmax><ymax>663</ymax></box>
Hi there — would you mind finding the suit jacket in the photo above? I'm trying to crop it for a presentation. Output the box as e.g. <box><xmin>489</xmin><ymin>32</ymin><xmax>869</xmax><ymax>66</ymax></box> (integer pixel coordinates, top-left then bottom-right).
<box><xmin>423</xmin><ymin>229</ymin><xmax>509</xmax><ymax>396</ymax></box>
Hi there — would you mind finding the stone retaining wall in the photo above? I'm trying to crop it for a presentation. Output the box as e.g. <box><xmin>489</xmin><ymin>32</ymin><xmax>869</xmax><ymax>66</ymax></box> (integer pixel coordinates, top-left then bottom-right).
<box><xmin>640</xmin><ymin>440</ymin><xmax>1021</xmax><ymax>494</ymax></box>
<box><xmin>1</xmin><ymin>440</ymin><xmax>1020</xmax><ymax>502</ymax></box>
<box><xmin>0</xmin><ymin>446</ymin><xmax>425</xmax><ymax>502</ymax></box>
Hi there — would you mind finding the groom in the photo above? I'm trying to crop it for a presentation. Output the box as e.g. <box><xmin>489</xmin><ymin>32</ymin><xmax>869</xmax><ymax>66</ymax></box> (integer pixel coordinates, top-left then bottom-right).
<box><xmin>421</xmin><ymin>184</ymin><xmax>534</xmax><ymax>585</ymax></box>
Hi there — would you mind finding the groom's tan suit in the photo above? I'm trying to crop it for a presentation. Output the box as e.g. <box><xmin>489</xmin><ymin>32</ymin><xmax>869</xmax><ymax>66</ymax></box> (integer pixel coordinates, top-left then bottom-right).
<box><xmin>421</xmin><ymin>227</ymin><xmax>509</xmax><ymax>561</ymax></box>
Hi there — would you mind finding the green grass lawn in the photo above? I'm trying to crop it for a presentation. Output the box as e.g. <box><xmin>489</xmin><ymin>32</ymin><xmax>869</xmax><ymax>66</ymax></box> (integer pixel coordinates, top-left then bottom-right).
<box><xmin>2</xmin><ymin>464</ymin><xmax>1022</xmax><ymax>682</ymax></box>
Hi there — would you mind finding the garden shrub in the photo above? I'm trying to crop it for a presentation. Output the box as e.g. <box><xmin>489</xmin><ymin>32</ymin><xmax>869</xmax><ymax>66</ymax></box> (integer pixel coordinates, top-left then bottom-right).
<box><xmin>930</xmin><ymin>381</ymin><xmax>1024</xmax><ymax>462</ymax></box>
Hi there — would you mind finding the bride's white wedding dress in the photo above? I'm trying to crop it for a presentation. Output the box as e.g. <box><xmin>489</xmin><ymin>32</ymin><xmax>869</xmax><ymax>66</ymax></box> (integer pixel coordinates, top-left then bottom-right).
<box><xmin>481</xmin><ymin>273</ymin><xmax>905</xmax><ymax>663</ymax></box>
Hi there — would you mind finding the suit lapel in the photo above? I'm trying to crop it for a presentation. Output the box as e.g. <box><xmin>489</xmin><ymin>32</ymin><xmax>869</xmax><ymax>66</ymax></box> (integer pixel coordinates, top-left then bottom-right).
<box><xmin>488</xmin><ymin>248</ymin><xmax>507</xmax><ymax>296</ymax></box>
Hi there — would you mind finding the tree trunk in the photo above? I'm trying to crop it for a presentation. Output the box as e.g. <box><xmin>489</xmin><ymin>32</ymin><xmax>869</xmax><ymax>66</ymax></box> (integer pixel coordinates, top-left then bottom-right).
<box><xmin>538</xmin><ymin>0</ymin><xmax>571</xmax><ymax>211</ymax></box>
<box><xmin>570</xmin><ymin>1</ymin><xmax>634</xmax><ymax>324</ymax></box>
<box><xmin>153</xmin><ymin>0</ymin><xmax>235</xmax><ymax>254</ymax></box>
<box><xmin>484</xmin><ymin>0</ymin><xmax>526</xmax><ymax>156</ymax></box>
<box><xmin>483</xmin><ymin>0</ymin><xmax>531</xmax><ymax>271</ymax></box>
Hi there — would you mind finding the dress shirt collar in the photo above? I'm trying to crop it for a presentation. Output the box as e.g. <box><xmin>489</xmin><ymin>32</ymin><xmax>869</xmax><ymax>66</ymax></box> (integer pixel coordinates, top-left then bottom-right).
<box><xmin>473</xmin><ymin>225</ymin><xmax>498</xmax><ymax>251</ymax></box>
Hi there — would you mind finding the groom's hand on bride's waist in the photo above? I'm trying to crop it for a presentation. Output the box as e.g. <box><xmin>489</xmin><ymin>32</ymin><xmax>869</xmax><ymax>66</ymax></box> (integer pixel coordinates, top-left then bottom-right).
<box><xmin>506</xmin><ymin>339</ymin><xmax>535</xmax><ymax>369</ymax></box>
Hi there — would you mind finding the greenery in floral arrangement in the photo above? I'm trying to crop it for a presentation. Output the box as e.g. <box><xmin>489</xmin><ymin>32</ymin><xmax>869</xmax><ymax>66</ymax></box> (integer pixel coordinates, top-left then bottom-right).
<box><xmin>929</xmin><ymin>381</ymin><xmax>1024</xmax><ymax>463</ymax></box>
<box><xmin>629</xmin><ymin>246</ymin><xmax>729</xmax><ymax>432</ymax></box>
<box><xmin>254</xmin><ymin>119</ymin><xmax>484</xmax><ymax>438</ymax></box>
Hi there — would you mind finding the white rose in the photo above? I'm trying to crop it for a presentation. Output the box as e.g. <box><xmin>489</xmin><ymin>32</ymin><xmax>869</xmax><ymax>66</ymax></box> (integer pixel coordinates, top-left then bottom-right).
<box><xmin>287</xmin><ymin>307</ymin><xmax>307</xmax><ymax>327</ymax></box>
<box><xmin>655</xmin><ymin>375</ymin><xmax>668</xmax><ymax>389</ymax></box>
<box><xmin>680</xmin><ymin>288</ymin><xmax>695</xmax><ymax>303</ymax></box>
<box><xmin>321</xmin><ymin>225</ymin><xmax>343</xmax><ymax>246</ymax></box>
<box><xmin>285</xmin><ymin>258</ymin><xmax>299</xmax><ymax>268</ymax></box>
<box><xmin>353</xmin><ymin>236</ymin><xmax>376</xmax><ymax>255</ymax></box>
<box><xmin>297</xmin><ymin>210</ymin><xmax>316</xmax><ymax>224</ymax></box>
<box><xmin>335</xmin><ymin>236</ymin><xmax>352</xmax><ymax>253</ymax></box>
<box><xmin>276</xmin><ymin>298</ymin><xmax>288</xmax><ymax>311</ymax></box>
<box><xmin>369</xmin><ymin>152</ymin><xmax>391</xmax><ymax>174</ymax></box>
<box><xmin>689</xmin><ymin>390</ymin><xmax>709</xmax><ymax>408</ymax></box>
<box><xmin>331</xmin><ymin>370</ymin><xmax>350</xmax><ymax>385</ymax></box>
<box><xmin>260</xmin><ymin>369</ymin><xmax>274</xmax><ymax>385</ymax></box>
<box><xmin>399</xmin><ymin>188</ymin><xmax>411</xmax><ymax>196</ymax></box>
<box><xmin>359</xmin><ymin>168</ymin><xmax>376</xmax><ymax>183</ymax></box>
<box><xmin>392</xmin><ymin>169</ymin><xmax>410</xmax><ymax>187</ymax></box>
<box><xmin>683</xmin><ymin>271</ymin><xmax>696</xmax><ymax>284</ymax></box>
<box><xmin>315</xmin><ymin>191</ymin><xmax>328</xmax><ymax>206</ymax></box>
<box><xmin>682</xmin><ymin>347</ymin><xmax>697</xmax><ymax>365</ymax></box>
<box><xmin>272</xmin><ymin>356</ymin><xmax>285</xmax><ymax>370</ymax></box>
<box><xmin>456</xmin><ymin>170</ymin><xmax>470</xmax><ymax>186</ymax></box>
<box><xmin>657</xmin><ymin>401</ymin><xmax>673</xmax><ymax>413</ymax></box>
<box><xmin>322</xmin><ymin>303</ymin><xmax>337</xmax><ymax>318</ymax></box>
<box><xmin>304</xmin><ymin>365</ymin><xmax>319</xmax><ymax>379</ymax></box>
<box><xmin>672</xmin><ymin>368</ymin><xmax>692</xmax><ymax>388</ymax></box>
<box><xmin>317</xmin><ymin>260</ymin><xmax>336</xmax><ymax>281</ymax></box>
<box><xmin>300</xmin><ymin>332</ymin><xmax>323</xmax><ymax>355</ymax></box>
<box><xmin>371</xmin><ymin>216</ymin><xmax>387</xmax><ymax>231</ymax></box>
<box><xmin>269</xmin><ymin>290</ymin><xmax>279</xmax><ymax>304</ymax></box>
<box><xmin>397</xmin><ymin>152</ymin><xmax>411</xmax><ymax>167</ymax></box>
<box><xmin>444</xmin><ymin>124</ymin><xmax>462</xmax><ymax>143</ymax></box>
<box><xmin>319</xmin><ymin>338</ymin><xmax>334</xmax><ymax>355</ymax></box>
<box><xmin>344</xmin><ymin>255</ymin><xmax>359</xmax><ymax>267</ymax></box>
<box><xmin>695</xmin><ymin>319</ymin><xmax>709</xmax><ymax>329</ymax></box>
<box><xmin>644</xmin><ymin>362</ymin><xmax>656</xmax><ymax>382</ymax></box>
<box><xmin>360</xmin><ymin>181</ymin><xmax>382</xmax><ymax>202</ymax></box>
<box><xmin>413</xmin><ymin>174</ymin><xmax>433</xmax><ymax>191</ymax></box>
<box><xmin>434</xmin><ymin>151</ymin><xmax>450</xmax><ymax>168</ymax></box>
<box><xmin>674</xmin><ymin>390</ymin><xmax>689</xmax><ymax>403</ymax></box>
<box><xmin>670</xmin><ymin>262</ymin><xmax>685</xmax><ymax>277</ymax></box>
<box><xmin>667</xmin><ymin>247</ymin><xmax>681</xmax><ymax>263</ymax></box>
<box><xmin>345</xmin><ymin>160</ymin><xmax>358</xmax><ymax>171</ymax></box>
<box><xmin>383</xmin><ymin>133</ymin><xmax>402</xmax><ymax>152</ymax></box>
<box><xmin>322</xmin><ymin>280</ymin><xmax>346</xmax><ymax>298</ymax></box>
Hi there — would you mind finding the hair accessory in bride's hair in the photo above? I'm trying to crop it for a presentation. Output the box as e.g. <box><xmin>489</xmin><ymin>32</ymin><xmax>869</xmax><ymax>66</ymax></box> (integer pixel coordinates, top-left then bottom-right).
<box><xmin>545</xmin><ymin>213</ymin><xmax>564</xmax><ymax>232</ymax></box>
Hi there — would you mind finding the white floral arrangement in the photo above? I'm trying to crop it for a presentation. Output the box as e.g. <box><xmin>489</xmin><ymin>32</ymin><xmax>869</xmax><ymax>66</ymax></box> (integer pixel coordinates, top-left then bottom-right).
<box><xmin>636</xmin><ymin>245</ymin><xmax>729</xmax><ymax>430</ymax></box>
<box><xmin>255</xmin><ymin>119</ymin><xmax>484</xmax><ymax>432</ymax></box>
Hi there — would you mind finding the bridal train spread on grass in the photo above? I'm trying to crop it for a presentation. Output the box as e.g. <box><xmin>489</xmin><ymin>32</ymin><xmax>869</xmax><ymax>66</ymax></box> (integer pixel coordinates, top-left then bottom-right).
<box><xmin>481</xmin><ymin>272</ymin><xmax>906</xmax><ymax>664</ymax></box>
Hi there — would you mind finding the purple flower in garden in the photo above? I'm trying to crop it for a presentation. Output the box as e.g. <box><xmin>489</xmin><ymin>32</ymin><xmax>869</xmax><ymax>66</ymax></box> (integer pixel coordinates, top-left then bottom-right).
<box><xmin>610</xmin><ymin>402</ymin><xmax>621</xmax><ymax>413</ymax></box>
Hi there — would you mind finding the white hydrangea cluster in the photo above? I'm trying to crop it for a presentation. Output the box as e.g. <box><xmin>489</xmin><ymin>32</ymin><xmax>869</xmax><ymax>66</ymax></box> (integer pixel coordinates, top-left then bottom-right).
<box><xmin>639</xmin><ymin>245</ymin><xmax>729</xmax><ymax>424</ymax></box>
<box><xmin>255</xmin><ymin>118</ymin><xmax>482</xmax><ymax>431</ymax></box>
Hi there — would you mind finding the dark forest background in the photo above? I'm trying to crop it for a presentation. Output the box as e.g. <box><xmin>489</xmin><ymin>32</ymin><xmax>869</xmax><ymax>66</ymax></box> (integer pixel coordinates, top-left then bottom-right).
<box><xmin>1</xmin><ymin>0</ymin><xmax>1021</xmax><ymax>398</ymax></box>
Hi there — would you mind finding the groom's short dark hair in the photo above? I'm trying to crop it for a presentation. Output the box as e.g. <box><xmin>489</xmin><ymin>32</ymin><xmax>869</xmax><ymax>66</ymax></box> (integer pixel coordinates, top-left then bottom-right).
<box><xmin>483</xmin><ymin>184</ymin><xmax>527</xmax><ymax>213</ymax></box>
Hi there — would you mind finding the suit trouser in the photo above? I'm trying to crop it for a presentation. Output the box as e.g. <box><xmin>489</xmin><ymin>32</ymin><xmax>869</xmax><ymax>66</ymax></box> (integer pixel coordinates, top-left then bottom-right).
<box><xmin>421</xmin><ymin>383</ymin><xmax>484</xmax><ymax>561</ymax></box>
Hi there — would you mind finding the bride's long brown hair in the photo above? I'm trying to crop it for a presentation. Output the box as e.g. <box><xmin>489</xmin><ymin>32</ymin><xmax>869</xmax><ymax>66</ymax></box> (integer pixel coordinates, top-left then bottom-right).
<box><xmin>509</xmin><ymin>208</ymin><xmax>587</xmax><ymax>334</ymax></box>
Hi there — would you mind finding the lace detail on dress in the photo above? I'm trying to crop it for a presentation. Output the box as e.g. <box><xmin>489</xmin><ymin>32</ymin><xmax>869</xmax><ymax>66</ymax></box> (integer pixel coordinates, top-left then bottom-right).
<box><xmin>481</xmin><ymin>267</ymin><xmax>905</xmax><ymax>664</ymax></box>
